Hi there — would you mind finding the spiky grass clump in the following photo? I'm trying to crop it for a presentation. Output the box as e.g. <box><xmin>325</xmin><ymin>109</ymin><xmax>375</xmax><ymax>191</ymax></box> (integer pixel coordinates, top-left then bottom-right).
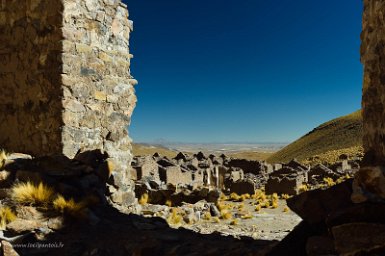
<box><xmin>11</xmin><ymin>182</ymin><xmax>54</xmax><ymax>206</ymax></box>
<box><xmin>241</xmin><ymin>193</ymin><xmax>251</xmax><ymax>200</ymax></box>
<box><xmin>221</xmin><ymin>210</ymin><xmax>232</xmax><ymax>220</ymax></box>
<box><xmin>167</xmin><ymin>208</ymin><xmax>183</xmax><ymax>226</ymax></box>
<box><xmin>52</xmin><ymin>195</ymin><xmax>87</xmax><ymax>217</ymax></box>
<box><xmin>0</xmin><ymin>150</ymin><xmax>7</xmax><ymax>169</ymax></box>
<box><xmin>229</xmin><ymin>192</ymin><xmax>241</xmax><ymax>202</ymax></box>
<box><xmin>280</xmin><ymin>194</ymin><xmax>290</xmax><ymax>200</ymax></box>
<box><xmin>255</xmin><ymin>204</ymin><xmax>261</xmax><ymax>212</ymax></box>
<box><xmin>139</xmin><ymin>193</ymin><xmax>149</xmax><ymax>205</ymax></box>
<box><xmin>0</xmin><ymin>207</ymin><xmax>16</xmax><ymax>229</ymax></box>
<box><xmin>203</xmin><ymin>212</ymin><xmax>212</xmax><ymax>221</ymax></box>
<box><xmin>298</xmin><ymin>184</ymin><xmax>309</xmax><ymax>193</ymax></box>
<box><xmin>212</xmin><ymin>216</ymin><xmax>220</xmax><ymax>223</ymax></box>
<box><xmin>283</xmin><ymin>206</ymin><xmax>290</xmax><ymax>213</ymax></box>
<box><xmin>323</xmin><ymin>177</ymin><xmax>336</xmax><ymax>187</ymax></box>
<box><xmin>165</xmin><ymin>199</ymin><xmax>172</xmax><ymax>207</ymax></box>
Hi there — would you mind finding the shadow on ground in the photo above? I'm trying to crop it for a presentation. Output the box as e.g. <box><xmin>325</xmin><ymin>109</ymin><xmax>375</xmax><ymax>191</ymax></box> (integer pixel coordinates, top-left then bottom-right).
<box><xmin>14</xmin><ymin>205</ymin><xmax>278</xmax><ymax>256</ymax></box>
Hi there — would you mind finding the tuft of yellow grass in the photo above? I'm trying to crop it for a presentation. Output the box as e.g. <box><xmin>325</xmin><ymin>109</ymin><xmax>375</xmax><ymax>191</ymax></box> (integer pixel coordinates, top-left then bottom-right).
<box><xmin>221</xmin><ymin>210</ymin><xmax>232</xmax><ymax>220</ymax></box>
<box><xmin>0</xmin><ymin>207</ymin><xmax>16</xmax><ymax>230</ymax></box>
<box><xmin>229</xmin><ymin>192</ymin><xmax>241</xmax><ymax>202</ymax></box>
<box><xmin>299</xmin><ymin>184</ymin><xmax>309</xmax><ymax>193</ymax></box>
<box><xmin>139</xmin><ymin>193</ymin><xmax>149</xmax><ymax>205</ymax></box>
<box><xmin>255</xmin><ymin>204</ymin><xmax>261</xmax><ymax>212</ymax></box>
<box><xmin>283</xmin><ymin>206</ymin><xmax>290</xmax><ymax>213</ymax></box>
<box><xmin>11</xmin><ymin>182</ymin><xmax>54</xmax><ymax>206</ymax></box>
<box><xmin>0</xmin><ymin>150</ymin><xmax>7</xmax><ymax>169</ymax></box>
<box><xmin>203</xmin><ymin>212</ymin><xmax>212</xmax><ymax>221</ymax></box>
<box><xmin>280</xmin><ymin>194</ymin><xmax>290</xmax><ymax>200</ymax></box>
<box><xmin>167</xmin><ymin>208</ymin><xmax>183</xmax><ymax>225</ymax></box>
<box><xmin>53</xmin><ymin>195</ymin><xmax>87</xmax><ymax>217</ymax></box>
<box><xmin>271</xmin><ymin>201</ymin><xmax>278</xmax><ymax>209</ymax></box>
<box><xmin>212</xmin><ymin>216</ymin><xmax>220</xmax><ymax>223</ymax></box>
<box><xmin>323</xmin><ymin>177</ymin><xmax>336</xmax><ymax>187</ymax></box>
<box><xmin>165</xmin><ymin>199</ymin><xmax>172</xmax><ymax>207</ymax></box>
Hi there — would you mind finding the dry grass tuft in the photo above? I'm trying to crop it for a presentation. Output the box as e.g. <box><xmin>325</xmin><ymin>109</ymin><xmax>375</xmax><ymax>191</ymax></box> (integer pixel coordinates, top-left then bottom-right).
<box><xmin>0</xmin><ymin>207</ymin><xmax>16</xmax><ymax>229</ymax></box>
<box><xmin>167</xmin><ymin>208</ymin><xmax>183</xmax><ymax>225</ymax></box>
<box><xmin>212</xmin><ymin>216</ymin><xmax>220</xmax><ymax>223</ymax></box>
<box><xmin>202</xmin><ymin>212</ymin><xmax>212</xmax><ymax>221</ymax></box>
<box><xmin>11</xmin><ymin>182</ymin><xmax>54</xmax><ymax>206</ymax></box>
<box><xmin>52</xmin><ymin>195</ymin><xmax>87</xmax><ymax>217</ymax></box>
<box><xmin>283</xmin><ymin>206</ymin><xmax>290</xmax><ymax>213</ymax></box>
<box><xmin>139</xmin><ymin>193</ymin><xmax>149</xmax><ymax>205</ymax></box>
<box><xmin>255</xmin><ymin>204</ymin><xmax>261</xmax><ymax>212</ymax></box>
<box><xmin>165</xmin><ymin>199</ymin><xmax>172</xmax><ymax>207</ymax></box>
<box><xmin>0</xmin><ymin>150</ymin><xmax>7</xmax><ymax>169</ymax></box>
<box><xmin>221</xmin><ymin>210</ymin><xmax>232</xmax><ymax>220</ymax></box>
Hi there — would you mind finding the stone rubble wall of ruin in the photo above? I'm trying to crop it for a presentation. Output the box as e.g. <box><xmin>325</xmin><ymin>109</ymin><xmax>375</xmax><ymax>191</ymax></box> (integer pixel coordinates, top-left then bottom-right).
<box><xmin>361</xmin><ymin>0</ymin><xmax>385</xmax><ymax>166</ymax></box>
<box><xmin>61</xmin><ymin>0</ymin><xmax>137</xmax><ymax>190</ymax></box>
<box><xmin>0</xmin><ymin>0</ymin><xmax>64</xmax><ymax>155</ymax></box>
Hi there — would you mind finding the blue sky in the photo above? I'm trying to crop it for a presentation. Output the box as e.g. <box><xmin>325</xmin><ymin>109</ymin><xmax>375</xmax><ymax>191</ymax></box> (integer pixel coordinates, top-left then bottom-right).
<box><xmin>125</xmin><ymin>0</ymin><xmax>363</xmax><ymax>143</ymax></box>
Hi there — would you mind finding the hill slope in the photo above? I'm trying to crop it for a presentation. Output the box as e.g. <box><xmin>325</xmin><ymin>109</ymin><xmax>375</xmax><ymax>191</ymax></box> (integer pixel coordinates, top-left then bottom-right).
<box><xmin>267</xmin><ymin>110</ymin><xmax>363</xmax><ymax>163</ymax></box>
<box><xmin>132</xmin><ymin>143</ymin><xmax>178</xmax><ymax>158</ymax></box>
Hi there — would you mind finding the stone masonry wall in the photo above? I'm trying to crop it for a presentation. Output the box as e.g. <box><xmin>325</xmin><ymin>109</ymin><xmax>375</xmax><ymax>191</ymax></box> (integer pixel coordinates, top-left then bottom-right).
<box><xmin>0</xmin><ymin>0</ymin><xmax>137</xmax><ymax>201</ymax></box>
<box><xmin>0</xmin><ymin>0</ymin><xmax>64</xmax><ymax>155</ymax></box>
<box><xmin>353</xmin><ymin>0</ymin><xmax>385</xmax><ymax>202</ymax></box>
<box><xmin>61</xmin><ymin>0</ymin><xmax>137</xmax><ymax>192</ymax></box>
<box><xmin>361</xmin><ymin>0</ymin><xmax>385</xmax><ymax>166</ymax></box>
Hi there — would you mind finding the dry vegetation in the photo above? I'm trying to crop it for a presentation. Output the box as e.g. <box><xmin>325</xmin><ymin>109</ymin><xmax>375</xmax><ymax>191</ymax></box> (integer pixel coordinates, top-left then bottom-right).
<box><xmin>268</xmin><ymin>110</ymin><xmax>363</xmax><ymax>164</ymax></box>
<box><xmin>11</xmin><ymin>182</ymin><xmax>89</xmax><ymax>218</ymax></box>
<box><xmin>132</xmin><ymin>143</ymin><xmax>178</xmax><ymax>158</ymax></box>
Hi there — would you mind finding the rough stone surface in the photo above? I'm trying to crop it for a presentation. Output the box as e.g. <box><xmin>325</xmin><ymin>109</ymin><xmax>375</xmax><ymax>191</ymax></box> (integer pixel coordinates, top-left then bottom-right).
<box><xmin>0</xmin><ymin>0</ymin><xmax>137</xmax><ymax>202</ymax></box>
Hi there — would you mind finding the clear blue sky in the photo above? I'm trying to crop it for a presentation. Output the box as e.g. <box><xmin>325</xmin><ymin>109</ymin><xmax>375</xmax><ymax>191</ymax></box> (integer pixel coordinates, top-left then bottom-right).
<box><xmin>124</xmin><ymin>0</ymin><xmax>363</xmax><ymax>144</ymax></box>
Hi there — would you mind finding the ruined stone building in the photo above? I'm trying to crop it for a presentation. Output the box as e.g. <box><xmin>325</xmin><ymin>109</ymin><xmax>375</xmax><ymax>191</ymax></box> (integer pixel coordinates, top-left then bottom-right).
<box><xmin>0</xmin><ymin>1</ymin><xmax>137</xmax><ymax>202</ymax></box>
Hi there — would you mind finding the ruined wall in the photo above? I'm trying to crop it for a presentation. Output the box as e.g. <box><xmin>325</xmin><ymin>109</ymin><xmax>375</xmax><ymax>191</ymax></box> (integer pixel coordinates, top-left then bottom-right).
<box><xmin>361</xmin><ymin>0</ymin><xmax>385</xmax><ymax>166</ymax></box>
<box><xmin>0</xmin><ymin>0</ymin><xmax>137</xmax><ymax>201</ymax></box>
<box><xmin>353</xmin><ymin>0</ymin><xmax>385</xmax><ymax>202</ymax></box>
<box><xmin>0</xmin><ymin>0</ymin><xmax>64</xmax><ymax>155</ymax></box>
<box><xmin>61</xmin><ymin>0</ymin><xmax>137</xmax><ymax>191</ymax></box>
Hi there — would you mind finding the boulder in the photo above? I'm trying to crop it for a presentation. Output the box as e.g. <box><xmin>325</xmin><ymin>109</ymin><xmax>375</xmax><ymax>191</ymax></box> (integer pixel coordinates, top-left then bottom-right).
<box><xmin>287</xmin><ymin>179</ymin><xmax>354</xmax><ymax>224</ymax></box>
<box><xmin>332</xmin><ymin>223</ymin><xmax>385</xmax><ymax>255</ymax></box>
<box><xmin>265</xmin><ymin>176</ymin><xmax>302</xmax><ymax>195</ymax></box>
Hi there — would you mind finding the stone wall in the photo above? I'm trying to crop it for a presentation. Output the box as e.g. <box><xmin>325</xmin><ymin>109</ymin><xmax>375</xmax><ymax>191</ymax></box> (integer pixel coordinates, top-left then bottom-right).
<box><xmin>0</xmin><ymin>0</ymin><xmax>64</xmax><ymax>155</ymax></box>
<box><xmin>0</xmin><ymin>0</ymin><xmax>137</xmax><ymax>201</ymax></box>
<box><xmin>361</xmin><ymin>0</ymin><xmax>385</xmax><ymax>166</ymax></box>
<box><xmin>353</xmin><ymin>0</ymin><xmax>385</xmax><ymax>202</ymax></box>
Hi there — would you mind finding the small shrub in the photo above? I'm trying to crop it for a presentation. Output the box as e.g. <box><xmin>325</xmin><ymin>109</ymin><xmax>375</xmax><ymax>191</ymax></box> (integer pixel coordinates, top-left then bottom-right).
<box><xmin>255</xmin><ymin>204</ymin><xmax>261</xmax><ymax>212</ymax></box>
<box><xmin>0</xmin><ymin>207</ymin><xmax>16</xmax><ymax>229</ymax></box>
<box><xmin>139</xmin><ymin>193</ymin><xmax>149</xmax><ymax>205</ymax></box>
<box><xmin>212</xmin><ymin>216</ymin><xmax>220</xmax><ymax>223</ymax></box>
<box><xmin>280</xmin><ymin>194</ymin><xmax>290</xmax><ymax>200</ymax></box>
<box><xmin>53</xmin><ymin>195</ymin><xmax>87</xmax><ymax>217</ymax></box>
<box><xmin>11</xmin><ymin>182</ymin><xmax>54</xmax><ymax>206</ymax></box>
<box><xmin>283</xmin><ymin>206</ymin><xmax>290</xmax><ymax>213</ymax></box>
